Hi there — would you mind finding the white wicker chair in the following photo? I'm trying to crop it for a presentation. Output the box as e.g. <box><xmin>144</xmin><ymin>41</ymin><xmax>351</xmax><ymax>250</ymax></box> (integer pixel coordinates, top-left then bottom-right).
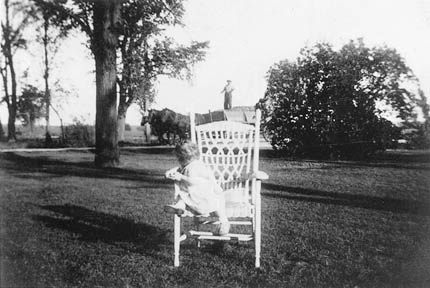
<box><xmin>172</xmin><ymin>109</ymin><xmax>268</xmax><ymax>267</ymax></box>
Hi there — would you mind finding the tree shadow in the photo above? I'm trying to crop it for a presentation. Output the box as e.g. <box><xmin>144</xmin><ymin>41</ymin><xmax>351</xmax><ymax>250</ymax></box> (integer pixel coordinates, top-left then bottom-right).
<box><xmin>261</xmin><ymin>149</ymin><xmax>430</xmax><ymax>171</ymax></box>
<box><xmin>262</xmin><ymin>183</ymin><xmax>430</xmax><ymax>216</ymax></box>
<box><xmin>314</xmin><ymin>160</ymin><xmax>430</xmax><ymax>171</ymax></box>
<box><xmin>33</xmin><ymin>204</ymin><xmax>170</xmax><ymax>255</ymax></box>
<box><xmin>0</xmin><ymin>152</ymin><xmax>171</xmax><ymax>186</ymax></box>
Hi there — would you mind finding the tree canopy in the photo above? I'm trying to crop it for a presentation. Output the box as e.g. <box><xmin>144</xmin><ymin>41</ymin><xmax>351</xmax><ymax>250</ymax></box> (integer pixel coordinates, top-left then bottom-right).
<box><xmin>259</xmin><ymin>39</ymin><xmax>421</xmax><ymax>158</ymax></box>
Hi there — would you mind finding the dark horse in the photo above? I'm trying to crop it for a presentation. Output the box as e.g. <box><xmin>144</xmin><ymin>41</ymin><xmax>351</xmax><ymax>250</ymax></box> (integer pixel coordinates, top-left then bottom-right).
<box><xmin>141</xmin><ymin>108</ymin><xmax>190</xmax><ymax>145</ymax></box>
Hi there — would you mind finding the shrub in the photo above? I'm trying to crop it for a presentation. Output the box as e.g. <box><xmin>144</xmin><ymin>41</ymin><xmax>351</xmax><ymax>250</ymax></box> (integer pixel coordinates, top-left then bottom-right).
<box><xmin>64</xmin><ymin>120</ymin><xmax>95</xmax><ymax>147</ymax></box>
<box><xmin>259</xmin><ymin>40</ymin><xmax>416</xmax><ymax>159</ymax></box>
<box><xmin>125</xmin><ymin>123</ymin><xmax>131</xmax><ymax>131</ymax></box>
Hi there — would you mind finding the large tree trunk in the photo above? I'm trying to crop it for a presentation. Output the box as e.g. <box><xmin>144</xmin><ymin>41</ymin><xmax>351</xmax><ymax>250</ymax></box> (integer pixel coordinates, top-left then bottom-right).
<box><xmin>117</xmin><ymin>112</ymin><xmax>126</xmax><ymax>142</ymax></box>
<box><xmin>93</xmin><ymin>0</ymin><xmax>120</xmax><ymax>167</ymax></box>
<box><xmin>117</xmin><ymin>86</ymin><xmax>129</xmax><ymax>142</ymax></box>
<box><xmin>7</xmin><ymin>103</ymin><xmax>16</xmax><ymax>142</ymax></box>
<box><xmin>143</xmin><ymin>122</ymin><xmax>151</xmax><ymax>143</ymax></box>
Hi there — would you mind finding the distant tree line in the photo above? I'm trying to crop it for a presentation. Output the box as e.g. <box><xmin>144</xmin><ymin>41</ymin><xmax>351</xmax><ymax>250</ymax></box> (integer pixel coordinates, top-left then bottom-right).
<box><xmin>259</xmin><ymin>39</ymin><xmax>429</xmax><ymax>159</ymax></box>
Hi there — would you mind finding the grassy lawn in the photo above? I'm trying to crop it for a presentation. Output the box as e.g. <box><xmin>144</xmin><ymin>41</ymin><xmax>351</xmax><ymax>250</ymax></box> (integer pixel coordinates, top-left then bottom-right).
<box><xmin>1</xmin><ymin>148</ymin><xmax>429</xmax><ymax>287</ymax></box>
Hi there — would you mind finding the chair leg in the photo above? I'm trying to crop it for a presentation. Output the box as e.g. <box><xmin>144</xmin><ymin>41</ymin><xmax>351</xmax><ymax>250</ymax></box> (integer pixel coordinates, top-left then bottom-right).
<box><xmin>255</xmin><ymin>240</ymin><xmax>261</xmax><ymax>267</ymax></box>
<box><xmin>174</xmin><ymin>214</ymin><xmax>180</xmax><ymax>267</ymax></box>
<box><xmin>255</xmin><ymin>181</ymin><xmax>262</xmax><ymax>268</ymax></box>
<box><xmin>255</xmin><ymin>218</ymin><xmax>261</xmax><ymax>268</ymax></box>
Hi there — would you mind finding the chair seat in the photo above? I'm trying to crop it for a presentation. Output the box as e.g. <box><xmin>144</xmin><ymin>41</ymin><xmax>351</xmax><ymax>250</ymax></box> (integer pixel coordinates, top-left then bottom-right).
<box><xmin>189</xmin><ymin>230</ymin><xmax>253</xmax><ymax>241</ymax></box>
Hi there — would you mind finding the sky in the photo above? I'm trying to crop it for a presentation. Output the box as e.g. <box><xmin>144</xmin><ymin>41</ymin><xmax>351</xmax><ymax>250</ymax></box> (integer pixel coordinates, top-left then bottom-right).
<box><xmin>1</xmin><ymin>0</ymin><xmax>430</xmax><ymax>126</ymax></box>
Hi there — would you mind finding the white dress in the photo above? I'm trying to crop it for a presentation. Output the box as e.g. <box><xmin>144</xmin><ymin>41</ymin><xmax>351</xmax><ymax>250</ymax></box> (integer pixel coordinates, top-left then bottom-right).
<box><xmin>177</xmin><ymin>160</ymin><xmax>224</xmax><ymax>215</ymax></box>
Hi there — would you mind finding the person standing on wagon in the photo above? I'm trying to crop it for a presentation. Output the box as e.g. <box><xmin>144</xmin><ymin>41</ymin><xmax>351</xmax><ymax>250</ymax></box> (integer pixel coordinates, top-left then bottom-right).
<box><xmin>221</xmin><ymin>80</ymin><xmax>234</xmax><ymax>110</ymax></box>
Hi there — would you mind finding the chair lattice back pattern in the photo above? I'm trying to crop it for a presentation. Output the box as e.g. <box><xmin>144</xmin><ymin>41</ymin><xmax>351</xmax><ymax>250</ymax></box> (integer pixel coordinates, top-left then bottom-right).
<box><xmin>194</xmin><ymin>121</ymin><xmax>257</xmax><ymax>217</ymax></box>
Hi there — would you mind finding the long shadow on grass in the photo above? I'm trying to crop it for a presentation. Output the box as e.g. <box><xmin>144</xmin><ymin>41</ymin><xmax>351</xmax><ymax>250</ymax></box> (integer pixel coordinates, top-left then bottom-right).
<box><xmin>0</xmin><ymin>152</ymin><xmax>170</xmax><ymax>186</ymax></box>
<box><xmin>262</xmin><ymin>183</ymin><xmax>430</xmax><ymax>216</ymax></box>
<box><xmin>34</xmin><ymin>204</ymin><xmax>169</xmax><ymax>255</ymax></box>
<box><xmin>261</xmin><ymin>150</ymin><xmax>430</xmax><ymax>171</ymax></box>
<box><xmin>308</xmin><ymin>160</ymin><xmax>430</xmax><ymax>171</ymax></box>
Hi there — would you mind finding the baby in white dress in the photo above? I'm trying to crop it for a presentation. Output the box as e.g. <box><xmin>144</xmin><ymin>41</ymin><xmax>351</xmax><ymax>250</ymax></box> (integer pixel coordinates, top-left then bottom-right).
<box><xmin>164</xmin><ymin>141</ymin><xmax>230</xmax><ymax>235</ymax></box>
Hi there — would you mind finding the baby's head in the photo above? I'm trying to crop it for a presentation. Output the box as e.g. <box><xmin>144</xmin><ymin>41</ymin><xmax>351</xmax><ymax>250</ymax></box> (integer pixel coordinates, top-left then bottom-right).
<box><xmin>174</xmin><ymin>141</ymin><xmax>200</xmax><ymax>167</ymax></box>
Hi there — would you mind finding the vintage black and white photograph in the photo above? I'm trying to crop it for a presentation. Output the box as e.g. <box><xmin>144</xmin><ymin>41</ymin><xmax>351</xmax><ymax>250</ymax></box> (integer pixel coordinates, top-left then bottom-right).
<box><xmin>1</xmin><ymin>0</ymin><xmax>429</xmax><ymax>287</ymax></box>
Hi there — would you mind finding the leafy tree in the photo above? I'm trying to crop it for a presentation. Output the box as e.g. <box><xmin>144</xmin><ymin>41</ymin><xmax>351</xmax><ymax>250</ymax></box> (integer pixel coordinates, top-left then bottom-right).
<box><xmin>117</xmin><ymin>1</ymin><xmax>208</xmax><ymax>141</ymax></box>
<box><xmin>1</xmin><ymin>0</ymin><xmax>34</xmax><ymax>141</ymax></box>
<box><xmin>17</xmin><ymin>85</ymin><xmax>45</xmax><ymax>135</ymax></box>
<box><xmin>31</xmin><ymin>0</ymin><xmax>72</xmax><ymax>143</ymax></box>
<box><xmin>260</xmin><ymin>39</ymin><xmax>420</xmax><ymax>158</ymax></box>
<box><xmin>34</xmin><ymin>0</ymin><xmax>192</xmax><ymax>167</ymax></box>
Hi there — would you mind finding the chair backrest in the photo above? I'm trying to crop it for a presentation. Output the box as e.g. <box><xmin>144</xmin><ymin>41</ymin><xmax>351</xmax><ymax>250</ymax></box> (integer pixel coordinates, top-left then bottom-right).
<box><xmin>190</xmin><ymin>110</ymin><xmax>261</xmax><ymax>217</ymax></box>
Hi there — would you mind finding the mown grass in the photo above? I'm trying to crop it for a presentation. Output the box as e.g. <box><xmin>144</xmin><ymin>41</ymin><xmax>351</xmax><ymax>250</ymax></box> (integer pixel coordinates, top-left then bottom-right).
<box><xmin>1</xmin><ymin>148</ymin><xmax>429</xmax><ymax>287</ymax></box>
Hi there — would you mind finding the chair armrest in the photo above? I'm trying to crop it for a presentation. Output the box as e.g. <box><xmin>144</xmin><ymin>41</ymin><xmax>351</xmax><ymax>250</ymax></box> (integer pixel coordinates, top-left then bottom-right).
<box><xmin>248</xmin><ymin>171</ymin><xmax>269</xmax><ymax>181</ymax></box>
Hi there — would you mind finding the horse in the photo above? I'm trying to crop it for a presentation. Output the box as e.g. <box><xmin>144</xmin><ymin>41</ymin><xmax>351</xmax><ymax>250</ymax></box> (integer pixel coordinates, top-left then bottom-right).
<box><xmin>142</xmin><ymin>108</ymin><xmax>190</xmax><ymax>145</ymax></box>
<box><xmin>147</xmin><ymin>108</ymin><xmax>175</xmax><ymax>144</ymax></box>
<box><xmin>172</xmin><ymin>112</ymin><xmax>190</xmax><ymax>142</ymax></box>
